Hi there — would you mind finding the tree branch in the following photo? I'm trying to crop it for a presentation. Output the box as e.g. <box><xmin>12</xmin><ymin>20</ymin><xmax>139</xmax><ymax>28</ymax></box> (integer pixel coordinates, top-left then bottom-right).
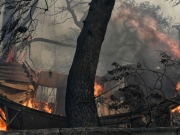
<box><xmin>30</xmin><ymin>38</ymin><xmax>76</xmax><ymax>48</ymax></box>
<box><xmin>66</xmin><ymin>0</ymin><xmax>82</xmax><ymax>29</ymax></box>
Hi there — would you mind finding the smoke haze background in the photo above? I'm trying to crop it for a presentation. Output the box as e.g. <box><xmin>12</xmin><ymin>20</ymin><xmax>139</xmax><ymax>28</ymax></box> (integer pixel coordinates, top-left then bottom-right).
<box><xmin>0</xmin><ymin>0</ymin><xmax>180</xmax><ymax>93</ymax></box>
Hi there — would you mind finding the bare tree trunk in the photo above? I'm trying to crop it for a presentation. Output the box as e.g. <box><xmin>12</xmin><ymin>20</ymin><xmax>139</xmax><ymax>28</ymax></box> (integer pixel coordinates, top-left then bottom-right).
<box><xmin>1</xmin><ymin>0</ymin><xmax>15</xmax><ymax>61</ymax></box>
<box><xmin>65</xmin><ymin>0</ymin><xmax>115</xmax><ymax>127</ymax></box>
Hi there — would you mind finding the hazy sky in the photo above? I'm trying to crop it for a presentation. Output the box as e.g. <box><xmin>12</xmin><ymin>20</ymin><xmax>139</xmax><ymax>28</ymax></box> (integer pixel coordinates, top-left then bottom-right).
<box><xmin>0</xmin><ymin>0</ymin><xmax>180</xmax><ymax>75</ymax></box>
<box><xmin>137</xmin><ymin>0</ymin><xmax>180</xmax><ymax>21</ymax></box>
<box><xmin>1</xmin><ymin>0</ymin><xmax>179</xmax><ymax>40</ymax></box>
<box><xmin>1</xmin><ymin>0</ymin><xmax>179</xmax><ymax>36</ymax></box>
<box><xmin>22</xmin><ymin>0</ymin><xmax>180</xmax><ymax>38</ymax></box>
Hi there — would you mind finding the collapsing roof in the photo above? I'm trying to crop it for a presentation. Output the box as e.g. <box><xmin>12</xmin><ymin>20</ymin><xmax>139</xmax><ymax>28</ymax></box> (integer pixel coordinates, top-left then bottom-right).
<box><xmin>0</xmin><ymin>62</ymin><xmax>68</xmax><ymax>104</ymax></box>
<box><xmin>0</xmin><ymin>62</ymin><xmax>37</xmax><ymax>104</ymax></box>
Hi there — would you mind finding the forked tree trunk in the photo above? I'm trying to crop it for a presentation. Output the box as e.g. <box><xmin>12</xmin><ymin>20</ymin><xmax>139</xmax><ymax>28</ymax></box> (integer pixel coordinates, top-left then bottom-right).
<box><xmin>65</xmin><ymin>0</ymin><xmax>115</xmax><ymax>127</ymax></box>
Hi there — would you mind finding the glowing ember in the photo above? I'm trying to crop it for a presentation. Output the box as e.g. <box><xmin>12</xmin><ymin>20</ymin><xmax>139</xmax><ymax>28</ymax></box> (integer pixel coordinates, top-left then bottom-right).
<box><xmin>22</xmin><ymin>98</ymin><xmax>33</xmax><ymax>108</ymax></box>
<box><xmin>0</xmin><ymin>108</ymin><xmax>6</xmax><ymax>131</ymax></box>
<box><xmin>176</xmin><ymin>81</ymin><xmax>180</xmax><ymax>91</ymax></box>
<box><xmin>94</xmin><ymin>82</ymin><xmax>103</xmax><ymax>96</ymax></box>
<box><xmin>43</xmin><ymin>103</ymin><xmax>52</xmax><ymax>113</ymax></box>
<box><xmin>172</xmin><ymin>106</ymin><xmax>180</xmax><ymax>113</ymax></box>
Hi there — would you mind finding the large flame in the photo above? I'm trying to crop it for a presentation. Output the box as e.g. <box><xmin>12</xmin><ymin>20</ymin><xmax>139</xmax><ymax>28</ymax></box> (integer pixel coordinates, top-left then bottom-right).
<box><xmin>0</xmin><ymin>108</ymin><xmax>6</xmax><ymax>131</ymax></box>
<box><xmin>22</xmin><ymin>99</ymin><xmax>52</xmax><ymax>114</ymax></box>
<box><xmin>22</xmin><ymin>98</ymin><xmax>34</xmax><ymax>108</ymax></box>
<box><xmin>94</xmin><ymin>82</ymin><xmax>103</xmax><ymax>97</ymax></box>
<box><xmin>112</xmin><ymin>8</ymin><xmax>180</xmax><ymax>58</ymax></box>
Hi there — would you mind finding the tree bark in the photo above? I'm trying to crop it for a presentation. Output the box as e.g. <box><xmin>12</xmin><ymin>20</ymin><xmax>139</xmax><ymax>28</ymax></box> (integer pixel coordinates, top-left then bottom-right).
<box><xmin>65</xmin><ymin>0</ymin><xmax>115</xmax><ymax>127</ymax></box>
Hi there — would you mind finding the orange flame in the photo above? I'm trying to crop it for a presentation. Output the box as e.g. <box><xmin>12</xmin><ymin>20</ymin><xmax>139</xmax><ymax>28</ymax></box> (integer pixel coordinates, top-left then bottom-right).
<box><xmin>94</xmin><ymin>82</ymin><xmax>103</xmax><ymax>96</ymax></box>
<box><xmin>137</xmin><ymin>16</ymin><xmax>180</xmax><ymax>57</ymax></box>
<box><xmin>22</xmin><ymin>98</ymin><xmax>33</xmax><ymax>108</ymax></box>
<box><xmin>172</xmin><ymin>106</ymin><xmax>180</xmax><ymax>113</ymax></box>
<box><xmin>171</xmin><ymin>82</ymin><xmax>180</xmax><ymax>113</ymax></box>
<box><xmin>43</xmin><ymin>103</ymin><xmax>52</xmax><ymax>113</ymax></box>
<box><xmin>112</xmin><ymin>8</ymin><xmax>180</xmax><ymax>58</ymax></box>
<box><xmin>22</xmin><ymin>99</ymin><xmax>52</xmax><ymax>113</ymax></box>
<box><xmin>0</xmin><ymin>108</ymin><xmax>7</xmax><ymax>131</ymax></box>
<box><xmin>176</xmin><ymin>81</ymin><xmax>180</xmax><ymax>91</ymax></box>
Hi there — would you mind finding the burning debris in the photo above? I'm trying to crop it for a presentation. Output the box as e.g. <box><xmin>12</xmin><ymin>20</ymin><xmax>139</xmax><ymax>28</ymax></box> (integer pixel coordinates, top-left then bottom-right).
<box><xmin>0</xmin><ymin>108</ymin><xmax>6</xmax><ymax>131</ymax></box>
<box><xmin>94</xmin><ymin>82</ymin><xmax>103</xmax><ymax>97</ymax></box>
<box><xmin>22</xmin><ymin>99</ymin><xmax>53</xmax><ymax>114</ymax></box>
<box><xmin>0</xmin><ymin>62</ymin><xmax>67</xmax><ymax>122</ymax></box>
<box><xmin>0</xmin><ymin>62</ymin><xmax>68</xmax><ymax>130</ymax></box>
<box><xmin>0</xmin><ymin>97</ymin><xmax>67</xmax><ymax>130</ymax></box>
<box><xmin>171</xmin><ymin>82</ymin><xmax>180</xmax><ymax>114</ymax></box>
<box><xmin>171</xmin><ymin>106</ymin><xmax>180</xmax><ymax>113</ymax></box>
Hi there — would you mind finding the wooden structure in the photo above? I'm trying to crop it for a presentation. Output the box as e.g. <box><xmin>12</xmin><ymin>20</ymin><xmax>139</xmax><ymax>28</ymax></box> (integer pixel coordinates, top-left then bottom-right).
<box><xmin>37</xmin><ymin>71</ymin><xmax>67</xmax><ymax>88</ymax></box>
<box><xmin>0</xmin><ymin>62</ymin><xmax>68</xmax><ymax>103</ymax></box>
<box><xmin>0</xmin><ymin>62</ymin><xmax>68</xmax><ymax>130</ymax></box>
<box><xmin>0</xmin><ymin>62</ymin><xmax>37</xmax><ymax>104</ymax></box>
<box><xmin>0</xmin><ymin>96</ymin><xmax>67</xmax><ymax>130</ymax></box>
<box><xmin>3</xmin><ymin>62</ymin><xmax>179</xmax><ymax>129</ymax></box>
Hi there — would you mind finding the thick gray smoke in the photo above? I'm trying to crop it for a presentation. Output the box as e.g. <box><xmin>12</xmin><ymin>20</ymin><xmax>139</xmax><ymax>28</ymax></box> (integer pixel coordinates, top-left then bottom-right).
<box><xmin>8</xmin><ymin>0</ymin><xmax>178</xmax><ymax>98</ymax></box>
<box><xmin>97</xmin><ymin>1</ymin><xmax>180</xmax><ymax>97</ymax></box>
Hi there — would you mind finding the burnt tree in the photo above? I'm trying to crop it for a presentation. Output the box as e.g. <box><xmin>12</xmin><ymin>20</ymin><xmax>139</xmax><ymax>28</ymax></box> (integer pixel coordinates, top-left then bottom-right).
<box><xmin>65</xmin><ymin>0</ymin><xmax>115</xmax><ymax>127</ymax></box>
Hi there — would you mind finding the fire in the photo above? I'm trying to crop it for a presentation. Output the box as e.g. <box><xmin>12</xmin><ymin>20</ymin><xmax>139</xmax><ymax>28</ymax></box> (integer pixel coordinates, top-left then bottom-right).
<box><xmin>43</xmin><ymin>103</ymin><xmax>52</xmax><ymax>113</ymax></box>
<box><xmin>176</xmin><ymin>81</ymin><xmax>180</xmax><ymax>91</ymax></box>
<box><xmin>172</xmin><ymin>106</ymin><xmax>180</xmax><ymax>113</ymax></box>
<box><xmin>171</xmin><ymin>82</ymin><xmax>180</xmax><ymax>113</ymax></box>
<box><xmin>94</xmin><ymin>82</ymin><xmax>103</xmax><ymax>96</ymax></box>
<box><xmin>136</xmin><ymin>16</ymin><xmax>180</xmax><ymax>57</ymax></box>
<box><xmin>22</xmin><ymin>99</ymin><xmax>52</xmax><ymax>113</ymax></box>
<box><xmin>112</xmin><ymin>7</ymin><xmax>180</xmax><ymax>58</ymax></box>
<box><xmin>22</xmin><ymin>98</ymin><xmax>34</xmax><ymax>108</ymax></box>
<box><xmin>0</xmin><ymin>108</ymin><xmax>7</xmax><ymax>131</ymax></box>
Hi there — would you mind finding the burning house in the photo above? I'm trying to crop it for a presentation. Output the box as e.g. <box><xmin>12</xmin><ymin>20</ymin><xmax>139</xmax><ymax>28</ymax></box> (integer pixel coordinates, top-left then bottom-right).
<box><xmin>0</xmin><ymin>62</ymin><xmax>68</xmax><ymax>130</ymax></box>
<box><xmin>94</xmin><ymin>77</ymin><xmax>128</xmax><ymax>117</ymax></box>
<box><xmin>0</xmin><ymin>60</ymin><xmax>125</xmax><ymax>130</ymax></box>
<box><xmin>1</xmin><ymin>0</ymin><xmax>180</xmax><ymax>131</ymax></box>
<box><xmin>94</xmin><ymin>62</ymin><xmax>180</xmax><ymax>128</ymax></box>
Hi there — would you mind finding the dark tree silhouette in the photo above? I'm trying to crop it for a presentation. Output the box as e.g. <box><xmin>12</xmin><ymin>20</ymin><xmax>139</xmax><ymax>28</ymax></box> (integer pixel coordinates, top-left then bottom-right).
<box><xmin>65</xmin><ymin>0</ymin><xmax>115</xmax><ymax>127</ymax></box>
<box><xmin>100</xmin><ymin>52</ymin><xmax>180</xmax><ymax>127</ymax></box>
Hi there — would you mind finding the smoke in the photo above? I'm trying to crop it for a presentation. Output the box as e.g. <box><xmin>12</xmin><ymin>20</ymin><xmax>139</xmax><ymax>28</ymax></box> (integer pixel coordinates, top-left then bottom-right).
<box><xmin>26</xmin><ymin>0</ymin><xmax>78</xmax><ymax>73</ymax></box>
<box><xmin>98</xmin><ymin>1</ymin><xmax>179</xmax><ymax>73</ymax></box>
<box><xmin>1</xmin><ymin>0</ymin><xmax>178</xmax><ymax>97</ymax></box>
<box><xmin>17</xmin><ymin>0</ymin><xmax>179</xmax><ymax>78</ymax></box>
<box><xmin>96</xmin><ymin>1</ymin><xmax>180</xmax><ymax>97</ymax></box>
